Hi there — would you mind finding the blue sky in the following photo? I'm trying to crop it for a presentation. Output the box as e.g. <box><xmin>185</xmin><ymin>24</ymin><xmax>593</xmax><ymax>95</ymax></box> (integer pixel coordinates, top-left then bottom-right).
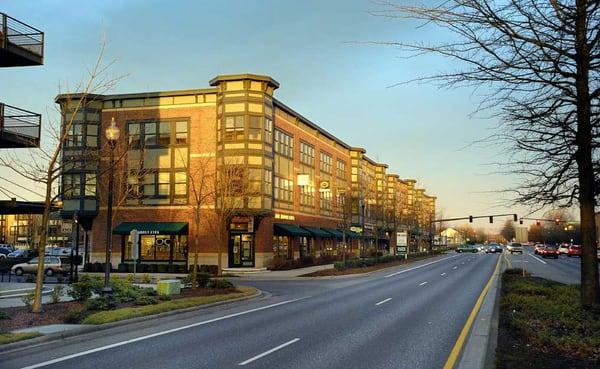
<box><xmin>0</xmin><ymin>0</ymin><xmax>533</xmax><ymax>230</ymax></box>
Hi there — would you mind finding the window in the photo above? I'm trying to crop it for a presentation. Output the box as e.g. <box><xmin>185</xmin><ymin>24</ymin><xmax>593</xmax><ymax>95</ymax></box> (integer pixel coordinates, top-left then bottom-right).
<box><xmin>265</xmin><ymin>118</ymin><xmax>273</xmax><ymax>144</ymax></box>
<box><xmin>63</xmin><ymin>174</ymin><xmax>81</xmax><ymax>198</ymax></box>
<box><xmin>320</xmin><ymin>152</ymin><xmax>332</xmax><ymax>174</ymax></box>
<box><xmin>273</xmin><ymin>236</ymin><xmax>289</xmax><ymax>258</ymax></box>
<box><xmin>86</xmin><ymin>124</ymin><xmax>98</xmax><ymax>147</ymax></box>
<box><xmin>175</xmin><ymin>121</ymin><xmax>188</xmax><ymax>144</ymax></box>
<box><xmin>225</xmin><ymin>115</ymin><xmax>244</xmax><ymax>141</ymax></box>
<box><xmin>174</xmin><ymin>172</ymin><xmax>187</xmax><ymax>196</ymax></box>
<box><xmin>300</xmin><ymin>141</ymin><xmax>315</xmax><ymax>166</ymax></box>
<box><xmin>84</xmin><ymin>173</ymin><xmax>96</xmax><ymax>196</ymax></box>
<box><xmin>274</xmin><ymin>176</ymin><xmax>293</xmax><ymax>202</ymax></box>
<box><xmin>264</xmin><ymin>169</ymin><xmax>272</xmax><ymax>195</ymax></box>
<box><xmin>159</xmin><ymin>122</ymin><xmax>171</xmax><ymax>146</ymax></box>
<box><xmin>144</xmin><ymin>122</ymin><xmax>157</xmax><ymax>146</ymax></box>
<box><xmin>337</xmin><ymin>160</ymin><xmax>346</xmax><ymax>179</ymax></box>
<box><xmin>300</xmin><ymin>185</ymin><xmax>315</xmax><ymax>207</ymax></box>
<box><xmin>65</xmin><ymin>123</ymin><xmax>83</xmax><ymax>147</ymax></box>
<box><xmin>320</xmin><ymin>189</ymin><xmax>332</xmax><ymax>213</ymax></box>
<box><xmin>128</xmin><ymin>123</ymin><xmax>141</xmax><ymax>148</ymax></box>
<box><xmin>248</xmin><ymin>116</ymin><xmax>262</xmax><ymax>140</ymax></box>
<box><xmin>274</xmin><ymin>129</ymin><xmax>293</xmax><ymax>158</ymax></box>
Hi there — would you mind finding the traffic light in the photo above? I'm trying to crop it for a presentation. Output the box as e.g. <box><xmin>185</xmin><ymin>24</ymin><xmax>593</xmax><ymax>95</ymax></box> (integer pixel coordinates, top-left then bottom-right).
<box><xmin>519</xmin><ymin>219</ymin><xmax>523</xmax><ymax>225</ymax></box>
<box><xmin>513</xmin><ymin>214</ymin><xmax>518</xmax><ymax>222</ymax></box>
<box><xmin>469</xmin><ymin>215</ymin><xmax>473</xmax><ymax>223</ymax></box>
<box><xmin>555</xmin><ymin>218</ymin><xmax>560</xmax><ymax>225</ymax></box>
<box><xmin>489</xmin><ymin>216</ymin><xmax>493</xmax><ymax>223</ymax></box>
<box><xmin>536</xmin><ymin>220</ymin><xmax>541</xmax><ymax>226</ymax></box>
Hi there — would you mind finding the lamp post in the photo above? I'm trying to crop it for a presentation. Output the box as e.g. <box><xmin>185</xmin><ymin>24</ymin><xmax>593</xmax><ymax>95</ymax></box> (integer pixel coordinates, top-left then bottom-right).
<box><xmin>103</xmin><ymin>117</ymin><xmax>120</xmax><ymax>294</ymax></box>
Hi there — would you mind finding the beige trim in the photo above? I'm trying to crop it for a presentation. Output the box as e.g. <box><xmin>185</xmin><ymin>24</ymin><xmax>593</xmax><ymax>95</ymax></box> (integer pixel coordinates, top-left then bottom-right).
<box><xmin>103</xmin><ymin>102</ymin><xmax>215</xmax><ymax>112</ymax></box>
<box><xmin>190</xmin><ymin>153</ymin><xmax>216</xmax><ymax>158</ymax></box>
<box><xmin>272</xmin><ymin>207</ymin><xmax>342</xmax><ymax>221</ymax></box>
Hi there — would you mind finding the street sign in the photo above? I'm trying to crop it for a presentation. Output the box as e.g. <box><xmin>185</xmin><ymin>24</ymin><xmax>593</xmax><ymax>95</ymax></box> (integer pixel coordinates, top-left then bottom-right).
<box><xmin>130</xmin><ymin>229</ymin><xmax>139</xmax><ymax>260</ymax></box>
<box><xmin>396</xmin><ymin>231</ymin><xmax>408</xmax><ymax>246</ymax></box>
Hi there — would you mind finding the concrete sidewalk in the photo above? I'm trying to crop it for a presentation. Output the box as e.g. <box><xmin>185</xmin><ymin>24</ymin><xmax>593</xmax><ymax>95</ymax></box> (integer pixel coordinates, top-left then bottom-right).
<box><xmin>227</xmin><ymin>264</ymin><xmax>334</xmax><ymax>279</ymax></box>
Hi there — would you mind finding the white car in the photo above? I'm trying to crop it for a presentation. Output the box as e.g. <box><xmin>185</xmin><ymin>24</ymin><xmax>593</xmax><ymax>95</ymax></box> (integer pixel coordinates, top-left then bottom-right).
<box><xmin>558</xmin><ymin>245</ymin><xmax>570</xmax><ymax>254</ymax></box>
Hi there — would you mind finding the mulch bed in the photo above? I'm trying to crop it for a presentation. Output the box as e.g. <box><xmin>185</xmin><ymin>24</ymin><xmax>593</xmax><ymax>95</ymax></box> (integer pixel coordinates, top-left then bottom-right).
<box><xmin>300</xmin><ymin>256</ymin><xmax>431</xmax><ymax>276</ymax></box>
<box><xmin>0</xmin><ymin>287</ymin><xmax>238</xmax><ymax>333</ymax></box>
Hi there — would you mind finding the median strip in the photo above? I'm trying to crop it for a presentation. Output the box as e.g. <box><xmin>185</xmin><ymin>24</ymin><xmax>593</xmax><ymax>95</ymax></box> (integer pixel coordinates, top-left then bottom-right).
<box><xmin>238</xmin><ymin>338</ymin><xmax>300</xmax><ymax>366</ymax></box>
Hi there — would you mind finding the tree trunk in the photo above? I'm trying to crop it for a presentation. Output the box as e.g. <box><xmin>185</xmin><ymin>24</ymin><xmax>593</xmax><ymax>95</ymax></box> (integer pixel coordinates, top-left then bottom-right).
<box><xmin>574</xmin><ymin>0</ymin><xmax>600</xmax><ymax>308</ymax></box>
<box><xmin>31</xmin><ymin>172</ymin><xmax>53</xmax><ymax>313</ymax></box>
<box><xmin>192</xmin><ymin>209</ymin><xmax>200</xmax><ymax>289</ymax></box>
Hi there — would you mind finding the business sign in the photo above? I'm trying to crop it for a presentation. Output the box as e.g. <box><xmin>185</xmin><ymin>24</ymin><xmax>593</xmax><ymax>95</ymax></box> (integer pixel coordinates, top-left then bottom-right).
<box><xmin>319</xmin><ymin>180</ymin><xmax>330</xmax><ymax>192</ymax></box>
<box><xmin>396</xmin><ymin>231</ymin><xmax>408</xmax><ymax>256</ymax></box>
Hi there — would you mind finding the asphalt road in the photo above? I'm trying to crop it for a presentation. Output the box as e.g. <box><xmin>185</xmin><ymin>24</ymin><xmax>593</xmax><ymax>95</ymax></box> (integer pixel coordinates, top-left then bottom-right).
<box><xmin>504</xmin><ymin>246</ymin><xmax>600</xmax><ymax>284</ymax></box>
<box><xmin>2</xmin><ymin>252</ymin><xmax>499</xmax><ymax>369</ymax></box>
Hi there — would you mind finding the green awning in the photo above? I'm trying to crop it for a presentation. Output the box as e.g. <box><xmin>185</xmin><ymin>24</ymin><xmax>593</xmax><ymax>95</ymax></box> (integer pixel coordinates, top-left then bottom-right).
<box><xmin>274</xmin><ymin>223</ymin><xmax>310</xmax><ymax>237</ymax></box>
<box><xmin>345</xmin><ymin>230</ymin><xmax>360</xmax><ymax>238</ymax></box>
<box><xmin>324</xmin><ymin>228</ymin><xmax>344</xmax><ymax>238</ymax></box>
<box><xmin>301</xmin><ymin>226</ymin><xmax>332</xmax><ymax>238</ymax></box>
<box><xmin>113</xmin><ymin>222</ymin><xmax>188</xmax><ymax>235</ymax></box>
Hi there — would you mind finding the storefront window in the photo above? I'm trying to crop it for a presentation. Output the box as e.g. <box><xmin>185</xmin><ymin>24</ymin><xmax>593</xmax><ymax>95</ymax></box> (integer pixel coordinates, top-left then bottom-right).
<box><xmin>125</xmin><ymin>234</ymin><xmax>188</xmax><ymax>262</ymax></box>
<box><xmin>299</xmin><ymin>236</ymin><xmax>309</xmax><ymax>257</ymax></box>
<box><xmin>173</xmin><ymin>235</ymin><xmax>188</xmax><ymax>261</ymax></box>
<box><xmin>273</xmin><ymin>236</ymin><xmax>289</xmax><ymax>258</ymax></box>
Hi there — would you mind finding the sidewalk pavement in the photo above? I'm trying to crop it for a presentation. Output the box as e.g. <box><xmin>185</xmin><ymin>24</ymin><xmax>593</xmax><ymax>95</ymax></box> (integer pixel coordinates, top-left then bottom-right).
<box><xmin>0</xmin><ymin>283</ymin><xmax>72</xmax><ymax>308</ymax></box>
<box><xmin>228</xmin><ymin>264</ymin><xmax>334</xmax><ymax>279</ymax></box>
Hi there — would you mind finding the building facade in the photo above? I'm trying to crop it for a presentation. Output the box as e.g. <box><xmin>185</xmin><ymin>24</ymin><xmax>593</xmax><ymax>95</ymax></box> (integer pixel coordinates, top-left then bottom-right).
<box><xmin>57</xmin><ymin>74</ymin><xmax>437</xmax><ymax>271</ymax></box>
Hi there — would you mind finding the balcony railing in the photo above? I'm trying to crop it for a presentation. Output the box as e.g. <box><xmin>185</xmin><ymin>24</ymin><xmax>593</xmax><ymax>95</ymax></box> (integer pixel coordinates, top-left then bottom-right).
<box><xmin>0</xmin><ymin>103</ymin><xmax>41</xmax><ymax>148</ymax></box>
<box><xmin>0</xmin><ymin>12</ymin><xmax>44</xmax><ymax>66</ymax></box>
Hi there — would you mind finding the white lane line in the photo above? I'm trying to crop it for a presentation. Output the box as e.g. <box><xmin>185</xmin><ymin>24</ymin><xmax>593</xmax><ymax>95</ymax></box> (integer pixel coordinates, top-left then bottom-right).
<box><xmin>384</xmin><ymin>254</ymin><xmax>460</xmax><ymax>278</ymax></box>
<box><xmin>440</xmin><ymin>273</ymin><xmax>447</xmax><ymax>276</ymax></box>
<box><xmin>375</xmin><ymin>298</ymin><xmax>392</xmax><ymax>306</ymax></box>
<box><xmin>461</xmin><ymin>262</ymin><xmax>465</xmax><ymax>265</ymax></box>
<box><xmin>20</xmin><ymin>297</ymin><xmax>310</xmax><ymax>369</ymax></box>
<box><xmin>528</xmin><ymin>253</ymin><xmax>548</xmax><ymax>265</ymax></box>
<box><xmin>453</xmin><ymin>266</ymin><xmax>458</xmax><ymax>269</ymax></box>
<box><xmin>238</xmin><ymin>338</ymin><xmax>300</xmax><ymax>366</ymax></box>
<box><xmin>419</xmin><ymin>281</ymin><xmax>428</xmax><ymax>286</ymax></box>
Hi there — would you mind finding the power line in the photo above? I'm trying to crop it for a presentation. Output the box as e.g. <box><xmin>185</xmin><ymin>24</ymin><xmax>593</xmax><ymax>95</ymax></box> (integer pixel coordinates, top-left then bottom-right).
<box><xmin>0</xmin><ymin>176</ymin><xmax>45</xmax><ymax>198</ymax></box>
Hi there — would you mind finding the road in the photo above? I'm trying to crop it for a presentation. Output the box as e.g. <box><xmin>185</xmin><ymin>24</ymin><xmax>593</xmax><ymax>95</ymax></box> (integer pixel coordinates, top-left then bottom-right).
<box><xmin>504</xmin><ymin>246</ymin><xmax>600</xmax><ymax>285</ymax></box>
<box><xmin>2</xmin><ymin>252</ymin><xmax>499</xmax><ymax>369</ymax></box>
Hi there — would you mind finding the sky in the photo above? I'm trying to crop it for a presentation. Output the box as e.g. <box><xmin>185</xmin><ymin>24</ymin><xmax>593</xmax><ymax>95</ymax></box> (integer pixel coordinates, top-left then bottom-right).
<box><xmin>0</xmin><ymin>0</ymin><xmax>546</xmax><ymax>231</ymax></box>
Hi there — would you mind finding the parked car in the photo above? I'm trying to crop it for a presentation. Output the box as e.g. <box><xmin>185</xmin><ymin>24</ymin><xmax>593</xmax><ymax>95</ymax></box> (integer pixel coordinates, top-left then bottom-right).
<box><xmin>11</xmin><ymin>256</ymin><xmax>70</xmax><ymax>277</ymax></box>
<box><xmin>456</xmin><ymin>245</ymin><xmax>478</xmax><ymax>253</ymax></box>
<box><xmin>7</xmin><ymin>249</ymin><xmax>37</xmax><ymax>259</ymax></box>
<box><xmin>486</xmin><ymin>244</ymin><xmax>503</xmax><ymax>253</ymax></box>
<box><xmin>506</xmin><ymin>242</ymin><xmax>523</xmax><ymax>254</ymax></box>
<box><xmin>541</xmin><ymin>245</ymin><xmax>559</xmax><ymax>258</ymax></box>
<box><xmin>558</xmin><ymin>244</ymin><xmax>570</xmax><ymax>255</ymax></box>
<box><xmin>567</xmin><ymin>245</ymin><xmax>582</xmax><ymax>257</ymax></box>
<box><xmin>534</xmin><ymin>244</ymin><xmax>545</xmax><ymax>254</ymax></box>
<box><xmin>45</xmin><ymin>246</ymin><xmax>72</xmax><ymax>256</ymax></box>
<box><xmin>0</xmin><ymin>244</ymin><xmax>14</xmax><ymax>259</ymax></box>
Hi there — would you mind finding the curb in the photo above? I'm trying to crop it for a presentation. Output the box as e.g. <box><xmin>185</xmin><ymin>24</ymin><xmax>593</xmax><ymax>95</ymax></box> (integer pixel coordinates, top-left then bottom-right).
<box><xmin>0</xmin><ymin>288</ymin><xmax>263</xmax><ymax>355</ymax></box>
<box><xmin>456</xmin><ymin>255</ymin><xmax>504</xmax><ymax>369</ymax></box>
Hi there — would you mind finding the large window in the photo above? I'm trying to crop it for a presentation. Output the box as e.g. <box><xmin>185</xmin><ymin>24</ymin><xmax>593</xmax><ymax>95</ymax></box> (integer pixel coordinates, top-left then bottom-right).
<box><xmin>320</xmin><ymin>152</ymin><xmax>332</xmax><ymax>174</ymax></box>
<box><xmin>225</xmin><ymin>115</ymin><xmax>244</xmax><ymax>141</ymax></box>
<box><xmin>265</xmin><ymin>118</ymin><xmax>273</xmax><ymax>144</ymax></box>
<box><xmin>275</xmin><ymin>129</ymin><xmax>293</xmax><ymax>158</ymax></box>
<box><xmin>337</xmin><ymin>160</ymin><xmax>346</xmax><ymax>179</ymax></box>
<box><xmin>126</xmin><ymin>120</ymin><xmax>189</xmax><ymax>205</ymax></box>
<box><xmin>64</xmin><ymin>110</ymin><xmax>100</xmax><ymax>148</ymax></box>
<box><xmin>125</xmin><ymin>234</ymin><xmax>187</xmax><ymax>261</ymax></box>
<box><xmin>273</xmin><ymin>236</ymin><xmax>290</xmax><ymax>258</ymax></box>
<box><xmin>248</xmin><ymin>116</ymin><xmax>262</xmax><ymax>140</ymax></box>
<box><xmin>300</xmin><ymin>141</ymin><xmax>315</xmax><ymax>166</ymax></box>
<box><xmin>320</xmin><ymin>189</ymin><xmax>332</xmax><ymax>214</ymax></box>
<box><xmin>275</xmin><ymin>176</ymin><xmax>293</xmax><ymax>203</ymax></box>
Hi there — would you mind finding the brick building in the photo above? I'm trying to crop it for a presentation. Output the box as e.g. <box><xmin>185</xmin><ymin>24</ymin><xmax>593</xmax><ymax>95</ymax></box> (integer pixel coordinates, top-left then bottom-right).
<box><xmin>56</xmin><ymin>74</ymin><xmax>437</xmax><ymax>271</ymax></box>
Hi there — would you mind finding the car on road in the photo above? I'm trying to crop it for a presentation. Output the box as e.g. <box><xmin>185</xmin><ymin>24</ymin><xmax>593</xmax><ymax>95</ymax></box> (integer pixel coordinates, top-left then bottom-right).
<box><xmin>541</xmin><ymin>245</ymin><xmax>559</xmax><ymax>258</ymax></box>
<box><xmin>11</xmin><ymin>256</ymin><xmax>70</xmax><ymax>276</ymax></box>
<box><xmin>567</xmin><ymin>245</ymin><xmax>582</xmax><ymax>257</ymax></box>
<box><xmin>456</xmin><ymin>245</ymin><xmax>478</xmax><ymax>253</ymax></box>
<box><xmin>506</xmin><ymin>242</ymin><xmax>523</xmax><ymax>254</ymax></box>
<box><xmin>486</xmin><ymin>244</ymin><xmax>503</xmax><ymax>253</ymax></box>
<box><xmin>558</xmin><ymin>244</ymin><xmax>570</xmax><ymax>255</ymax></box>
<box><xmin>534</xmin><ymin>244</ymin><xmax>545</xmax><ymax>254</ymax></box>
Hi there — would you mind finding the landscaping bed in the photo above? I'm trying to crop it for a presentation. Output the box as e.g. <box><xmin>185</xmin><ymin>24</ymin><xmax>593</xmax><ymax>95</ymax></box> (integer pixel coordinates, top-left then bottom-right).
<box><xmin>300</xmin><ymin>252</ymin><xmax>437</xmax><ymax>276</ymax></box>
<box><xmin>496</xmin><ymin>269</ymin><xmax>600</xmax><ymax>369</ymax></box>
<box><xmin>0</xmin><ymin>274</ymin><xmax>256</xmax><ymax>338</ymax></box>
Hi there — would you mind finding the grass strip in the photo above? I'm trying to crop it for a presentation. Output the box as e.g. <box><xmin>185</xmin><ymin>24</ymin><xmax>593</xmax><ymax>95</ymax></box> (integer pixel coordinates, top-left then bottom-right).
<box><xmin>82</xmin><ymin>286</ymin><xmax>256</xmax><ymax>325</ymax></box>
<box><xmin>496</xmin><ymin>269</ymin><xmax>600</xmax><ymax>368</ymax></box>
<box><xmin>0</xmin><ymin>332</ymin><xmax>42</xmax><ymax>345</ymax></box>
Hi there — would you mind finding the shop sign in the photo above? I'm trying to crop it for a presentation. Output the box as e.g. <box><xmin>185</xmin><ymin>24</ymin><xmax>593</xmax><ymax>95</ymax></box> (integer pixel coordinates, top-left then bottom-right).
<box><xmin>396</xmin><ymin>231</ymin><xmax>408</xmax><ymax>246</ymax></box>
<box><xmin>319</xmin><ymin>180</ymin><xmax>330</xmax><ymax>192</ymax></box>
<box><xmin>248</xmin><ymin>218</ymin><xmax>254</xmax><ymax>233</ymax></box>
<box><xmin>350</xmin><ymin>226</ymin><xmax>362</xmax><ymax>233</ymax></box>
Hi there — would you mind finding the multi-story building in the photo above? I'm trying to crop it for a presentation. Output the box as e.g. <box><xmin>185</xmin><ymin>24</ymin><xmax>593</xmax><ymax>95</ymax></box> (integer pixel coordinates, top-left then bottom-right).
<box><xmin>57</xmin><ymin>74</ymin><xmax>437</xmax><ymax>271</ymax></box>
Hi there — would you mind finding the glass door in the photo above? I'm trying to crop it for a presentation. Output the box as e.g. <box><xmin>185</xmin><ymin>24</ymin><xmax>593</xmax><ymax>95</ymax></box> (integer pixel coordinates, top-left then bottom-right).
<box><xmin>229</xmin><ymin>234</ymin><xmax>254</xmax><ymax>267</ymax></box>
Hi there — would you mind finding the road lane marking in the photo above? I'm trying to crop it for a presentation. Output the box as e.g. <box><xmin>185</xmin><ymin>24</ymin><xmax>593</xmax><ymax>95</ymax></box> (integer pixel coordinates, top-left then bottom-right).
<box><xmin>375</xmin><ymin>298</ymin><xmax>392</xmax><ymax>306</ymax></box>
<box><xmin>20</xmin><ymin>297</ymin><xmax>310</xmax><ymax>369</ymax></box>
<box><xmin>384</xmin><ymin>254</ymin><xmax>460</xmax><ymax>278</ymax></box>
<box><xmin>453</xmin><ymin>266</ymin><xmax>458</xmax><ymax>269</ymax></box>
<box><xmin>440</xmin><ymin>273</ymin><xmax>446</xmax><ymax>276</ymax></box>
<box><xmin>419</xmin><ymin>281</ymin><xmax>428</xmax><ymax>286</ymax></box>
<box><xmin>443</xmin><ymin>253</ymin><xmax>502</xmax><ymax>369</ymax></box>
<box><xmin>238</xmin><ymin>338</ymin><xmax>300</xmax><ymax>366</ymax></box>
<box><xmin>528</xmin><ymin>253</ymin><xmax>547</xmax><ymax>265</ymax></box>
<box><xmin>461</xmin><ymin>262</ymin><xmax>465</xmax><ymax>264</ymax></box>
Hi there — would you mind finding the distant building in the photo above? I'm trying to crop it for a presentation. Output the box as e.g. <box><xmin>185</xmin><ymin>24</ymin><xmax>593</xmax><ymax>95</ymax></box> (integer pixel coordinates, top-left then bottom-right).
<box><xmin>441</xmin><ymin>228</ymin><xmax>463</xmax><ymax>246</ymax></box>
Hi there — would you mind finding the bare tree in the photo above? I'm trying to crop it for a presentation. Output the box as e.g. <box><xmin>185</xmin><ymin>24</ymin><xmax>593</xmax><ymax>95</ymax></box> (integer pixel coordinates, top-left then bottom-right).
<box><xmin>206</xmin><ymin>161</ymin><xmax>262</xmax><ymax>275</ymax></box>
<box><xmin>0</xmin><ymin>43</ymin><xmax>120</xmax><ymax>312</ymax></box>
<box><xmin>501</xmin><ymin>218</ymin><xmax>516</xmax><ymax>242</ymax></box>
<box><xmin>373</xmin><ymin>0</ymin><xmax>600</xmax><ymax>307</ymax></box>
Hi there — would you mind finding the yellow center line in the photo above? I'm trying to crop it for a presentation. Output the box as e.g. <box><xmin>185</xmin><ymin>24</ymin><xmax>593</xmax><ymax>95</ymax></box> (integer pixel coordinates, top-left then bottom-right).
<box><xmin>442</xmin><ymin>255</ymin><xmax>502</xmax><ymax>369</ymax></box>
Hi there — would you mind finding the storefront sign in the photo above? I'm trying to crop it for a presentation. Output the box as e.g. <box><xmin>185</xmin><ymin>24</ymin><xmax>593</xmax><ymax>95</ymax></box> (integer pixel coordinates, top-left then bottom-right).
<box><xmin>350</xmin><ymin>226</ymin><xmax>363</xmax><ymax>233</ymax></box>
<box><xmin>248</xmin><ymin>218</ymin><xmax>254</xmax><ymax>233</ymax></box>
<box><xmin>396</xmin><ymin>231</ymin><xmax>408</xmax><ymax>246</ymax></box>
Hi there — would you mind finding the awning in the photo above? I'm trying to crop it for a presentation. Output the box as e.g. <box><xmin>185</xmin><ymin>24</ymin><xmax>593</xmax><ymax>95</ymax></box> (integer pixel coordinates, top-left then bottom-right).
<box><xmin>345</xmin><ymin>230</ymin><xmax>360</xmax><ymax>238</ymax></box>
<box><xmin>113</xmin><ymin>222</ymin><xmax>188</xmax><ymax>235</ymax></box>
<box><xmin>274</xmin><ymin>223</ymin><xmax>310</xmax><ymax>237</ymax></box>
<box><xmin>323</xmin><ymin>228</ymin><xmax>344</xmax><ymax>238</ymax></box>
<box><xmin>301</xmin><ymin>226</ymin><xmax>332</xmax><ymax>238</ymax></box>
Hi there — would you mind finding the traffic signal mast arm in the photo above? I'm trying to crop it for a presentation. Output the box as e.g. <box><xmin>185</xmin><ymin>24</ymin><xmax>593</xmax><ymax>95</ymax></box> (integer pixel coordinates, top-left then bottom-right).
<box><xmin>430</xmin><ymin>213</ymin><xmax>518</xmax><ymax>224</ymax></box>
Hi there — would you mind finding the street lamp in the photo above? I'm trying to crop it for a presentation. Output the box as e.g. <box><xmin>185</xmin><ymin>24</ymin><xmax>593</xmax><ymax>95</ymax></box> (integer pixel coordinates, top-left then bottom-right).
<box><xmin>103</xmin><ymin>117</ymin><xmax>120</xmax><ymax>294</ymax></box>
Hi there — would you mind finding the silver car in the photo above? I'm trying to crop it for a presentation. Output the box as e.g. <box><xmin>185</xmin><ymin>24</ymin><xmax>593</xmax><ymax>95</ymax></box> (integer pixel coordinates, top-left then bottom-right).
<box><xmin>11</xmin><ymin>256</ymin><xmax>69</xmax><ymax>277</ymax></box>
